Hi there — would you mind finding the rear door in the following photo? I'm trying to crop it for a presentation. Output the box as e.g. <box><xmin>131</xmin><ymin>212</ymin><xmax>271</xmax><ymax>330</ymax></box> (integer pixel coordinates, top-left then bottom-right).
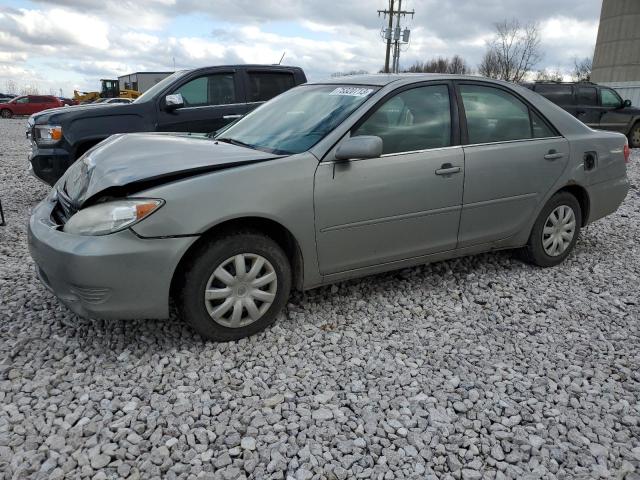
<box><xmin>574</xmin><ymin>85</ymin><xmax>600</xmax><ymax>128</ymax></box>
<box><xmin>244</xmin><ymin>70</ymin><xmax>297</xmax><ymax>113</ymax></box>
<box><xmin>456</xmin><ymin>82</ymin><xmax>569</xmax><ymax>248</ymax></box>
<box><xmin>156</xmin><ymin>70</ymin><xmax>247</xmax><ymax>133</ymax></box>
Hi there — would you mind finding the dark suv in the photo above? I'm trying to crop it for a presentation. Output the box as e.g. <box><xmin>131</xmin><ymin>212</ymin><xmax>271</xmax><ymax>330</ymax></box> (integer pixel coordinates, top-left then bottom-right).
<box><xmin>523</xmin><ymin>82</ymin><xmax>640</xmax><ymax>148</ymax></box>
<box><xmin>28</xmin><ymin>65</ymin><xmax>307</xmax><ymax>185</ymax></box>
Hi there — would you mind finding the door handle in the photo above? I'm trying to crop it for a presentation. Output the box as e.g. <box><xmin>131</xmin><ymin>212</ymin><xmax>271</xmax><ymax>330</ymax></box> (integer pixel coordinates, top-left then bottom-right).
<box><xmin>544</xmin><ymin>151</ymin><xmax>564</xmax><ymax>161</ymax></box>
<box><xmin>576</xmin><ymin>110</ymin><xmax>586</xmax><ymax>115</ymax></box>
<box><xmin>435</xmin><ymin>163</ymin><xmax>462</xmax><ymax>176</ymax></box>
<box><xmin>223</xmin><ymin>114</ymin><xmax>242</xmax><ymax>119</ymax></box>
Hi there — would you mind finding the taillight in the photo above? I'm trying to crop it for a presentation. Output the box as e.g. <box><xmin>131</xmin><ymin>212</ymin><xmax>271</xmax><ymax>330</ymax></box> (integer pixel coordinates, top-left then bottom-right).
<box><xmin>624</xmin><ymin>142</ymin><xmax>630</xmax><ymax>164</ymax></box>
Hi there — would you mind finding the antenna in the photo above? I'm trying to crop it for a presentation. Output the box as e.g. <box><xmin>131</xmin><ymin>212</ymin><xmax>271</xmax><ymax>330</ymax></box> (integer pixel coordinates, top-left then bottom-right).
<box><xmin>278</xmin><ymin>52</ymin><xmax>286</xmax><ymax>65</ymax></box>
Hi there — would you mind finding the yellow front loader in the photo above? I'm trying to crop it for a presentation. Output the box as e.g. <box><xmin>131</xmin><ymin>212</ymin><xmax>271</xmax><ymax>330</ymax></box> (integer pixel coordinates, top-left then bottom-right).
<box><xmin>73</xmin><ymin>79</ymin><xmax>141</xmax><ymax>104</ymax></box>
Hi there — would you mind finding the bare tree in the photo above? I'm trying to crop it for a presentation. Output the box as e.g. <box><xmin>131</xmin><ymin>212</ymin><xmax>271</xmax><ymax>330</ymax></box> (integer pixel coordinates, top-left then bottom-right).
<box><xmin>572</xmin><ymin>57</ymin><xmax>592</xmax><ymax>82</ymax></box>
<box><xmin>536</xmin><ymin>68</ymin><xmax>564</xmax><ymax>82</ymax></box>
<box><xmin>4</xmin><ymin>79</ymin><xmax>17</xmax><ymax>95</ymax></box>
<box><xmin>479</xmin><ymin>19</ymin><xmax>542</xmax><ymax>82</ymax></box>
<box><xmin>20</xmin><ymin>84</ymin><xmax>39</xmax><ymax>95</ymax></box>
<box><xmin>478</xmin><ymin>49</ymin><xmax>501</xmax><ymax>79</ymax></box>
<box><xmin>404</xmin><ymin>55</ymin><xmax>470</xmax><ymax>74</ymax></box>
<box><xmin>448</xmin><ymin>55</ymin><xmax>470</xmax><ymax>74</ymax></box>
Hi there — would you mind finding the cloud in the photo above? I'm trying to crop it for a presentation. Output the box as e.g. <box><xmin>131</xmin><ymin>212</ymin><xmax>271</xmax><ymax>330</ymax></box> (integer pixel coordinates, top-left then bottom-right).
<box><xmin>0</xmin><ymin>0</ymin><xmax>602</xmax><ymax>96</ymax></box>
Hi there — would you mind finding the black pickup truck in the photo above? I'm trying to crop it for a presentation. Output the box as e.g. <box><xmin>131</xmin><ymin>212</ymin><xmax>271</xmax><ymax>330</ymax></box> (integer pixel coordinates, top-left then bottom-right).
<box><xmin>28</xmin><ymin>64</ymin><xmax>307</xmax><ymax>185</ymax></box>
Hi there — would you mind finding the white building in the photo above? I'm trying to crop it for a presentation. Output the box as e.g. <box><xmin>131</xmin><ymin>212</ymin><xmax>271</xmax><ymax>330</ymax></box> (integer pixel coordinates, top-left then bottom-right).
<box><xmin>118</xmin><ymin>72</ymin><xmax>173</xmax><ymax>93</ymax></box>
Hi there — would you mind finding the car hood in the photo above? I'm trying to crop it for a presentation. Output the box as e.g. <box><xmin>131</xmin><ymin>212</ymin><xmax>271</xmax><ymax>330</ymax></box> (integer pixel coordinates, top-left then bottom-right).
<box><xmin>31</xmin><ymin>102</ymin><xmax>133</xmax><ymax>125</ymax></box>
<box><xmin>60</xmin><ymin>132</ymin><xmax>284</xmax><ymax>207</ymax></box>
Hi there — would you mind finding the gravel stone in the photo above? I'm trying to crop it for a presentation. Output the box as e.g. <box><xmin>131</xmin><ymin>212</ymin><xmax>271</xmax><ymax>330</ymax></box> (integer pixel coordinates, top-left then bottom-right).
<box><xmin>240</xmin><ymin>437</ymin><xmax>256</xmax><ymax>450</ymax></box>
<box><xmin>0</xmin><ymin>118</ymin><xmax>639</xmax><ymax>479</ymax></box>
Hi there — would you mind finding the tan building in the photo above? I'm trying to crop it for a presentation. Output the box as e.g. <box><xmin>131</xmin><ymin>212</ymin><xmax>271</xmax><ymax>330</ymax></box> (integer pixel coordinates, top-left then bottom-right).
<box><xmin>591</xmin><ymin>0</ymin><xmax>640</xmax><ymax>105</ymax></box>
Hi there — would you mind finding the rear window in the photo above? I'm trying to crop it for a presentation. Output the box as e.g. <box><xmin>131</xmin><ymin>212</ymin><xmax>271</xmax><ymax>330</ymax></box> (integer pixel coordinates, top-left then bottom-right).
<box><xmin>534</xmin><ymin>84</ymin><xmax>573</xmax><ymax>105</ymax></box>
<box><xmin>247</xmin><ymin>72</ymin><xmax>296</xmax><ymax>102</ymax></box>
<box><xmin>576</xmin><ymin>87</ymin><xmax>597</xmax><ymax>106</ymax></box>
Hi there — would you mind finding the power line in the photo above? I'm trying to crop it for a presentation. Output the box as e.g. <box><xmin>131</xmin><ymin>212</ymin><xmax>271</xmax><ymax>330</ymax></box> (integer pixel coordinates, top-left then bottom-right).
<box><xmin>378</xmin><ymin>0</ymin><xmax>414</xmax><ymax>73</ymax></box>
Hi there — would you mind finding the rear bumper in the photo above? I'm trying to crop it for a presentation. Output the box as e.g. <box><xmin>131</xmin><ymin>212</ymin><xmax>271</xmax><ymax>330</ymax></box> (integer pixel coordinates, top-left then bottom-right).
<box><xmin>28</xmin><ymin>198</ymin><xmax>195</xmax><ymax>320</ymax></box>
<box><xmin>586</xmin><ymin>175</ymin><xmax>630</xmax><ymax>225</ymax></box>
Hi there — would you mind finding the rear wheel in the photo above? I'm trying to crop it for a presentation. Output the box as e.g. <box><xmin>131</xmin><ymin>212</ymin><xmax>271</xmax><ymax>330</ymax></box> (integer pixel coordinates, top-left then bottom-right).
<box><xmin>177</xmin><ymin>232</ymin><xmax>291</xmax><ymax>341</ymax></box>
<box><xmin>629</xmin><ymin>122</ymin><xmax>640</xmax><ymax>149</ymax></box>
<box><xmin>0</xmin><ymin>109</ymin><xmax>12</xmax><ymax>119</ymax></box>
<box><xmin>521</xmin><ymin>192</ymin><xmax>582</xmax><ymax>267</ymax></box>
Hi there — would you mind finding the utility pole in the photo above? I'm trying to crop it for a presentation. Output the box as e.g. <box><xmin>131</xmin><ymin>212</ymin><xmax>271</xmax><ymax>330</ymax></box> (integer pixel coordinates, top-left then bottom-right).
<box><xmin>378</xmin><ymin>1</ymin><xmax>415</xmax><ymax>73</ymax></box>
<box><xmin>378</xmin><ymin>1</ymin><xmax>394</xmax><ymax>73</ymax></box>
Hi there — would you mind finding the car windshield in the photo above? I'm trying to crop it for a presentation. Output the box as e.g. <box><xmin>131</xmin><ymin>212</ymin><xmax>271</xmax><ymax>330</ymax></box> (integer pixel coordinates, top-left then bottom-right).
<box><xmin>216</xmin><ymin>84</ymin><xmax>379</xmax><ymax>155</ymax></box>
<box><xmin>133</xmin><ymin>71</ymin><xmax>187</xmax><ymax>104</ymax></box>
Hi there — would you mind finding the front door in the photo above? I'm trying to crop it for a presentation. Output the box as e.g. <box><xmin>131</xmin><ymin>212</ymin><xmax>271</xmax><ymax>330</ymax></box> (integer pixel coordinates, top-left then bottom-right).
<box><xmin>456</xmin><ymin>82</ymin><xmax>570</xmax><ymax>248</ymax></box>
<box><xmin>157</xmin><ymin>72</ymin><xmax>247</xmax><ymax>133</ymax></box>
<box><xmin>314</xmin><ymin>83</ymin><xmax>464</xmax><ymax>275</ymax></box>
<box><xmin>599</xmin><ymin>87</ymin><xmax>631</xmax><ymax>134</ymax></box>
<box><xmin>12</xmin><ymin>97</ymin><xmax>29</xmax><ymax>115</ymax></box>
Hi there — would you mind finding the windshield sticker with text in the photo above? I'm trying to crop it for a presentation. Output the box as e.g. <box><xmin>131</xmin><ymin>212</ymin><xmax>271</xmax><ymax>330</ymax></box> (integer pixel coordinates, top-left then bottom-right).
<box><xmin>329</xmin><ymin>87</ymin><xmax>374</xmax><ymax>97</ymax></box>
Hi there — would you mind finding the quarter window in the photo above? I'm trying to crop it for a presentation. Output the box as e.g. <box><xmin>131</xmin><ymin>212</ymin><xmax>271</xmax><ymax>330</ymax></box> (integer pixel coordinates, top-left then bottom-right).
<box><xmin>354</xmin><ymin>85</ymin><xmax>452</xmax><ymax>155</ymax></box>
<box><xmin>460</xmin><ymin>84</ymin><xmax>554</xmax><ymax>143</ymax></box>
<box><xmin>601</xmin><ymin>88</ymin><xmax>622</xmax><ymax>108</ymax></box>
<box><xmin>248</xmin><ymin>72</ymin><xmax>295</xmax><ymax>102</ymax></box>
<box><xmin>173</xmin><ymin>73</ymin><xmax>236</xmax><ymax>107</ymax></box>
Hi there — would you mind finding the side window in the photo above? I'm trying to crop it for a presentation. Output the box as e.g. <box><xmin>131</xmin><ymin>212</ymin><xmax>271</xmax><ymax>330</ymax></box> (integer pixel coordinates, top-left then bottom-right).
<box><xmin>601</xmin><ymin>88</ymin><xmax>622</xmax><ymax>108</ymax></box>
<box><xmin>174</xmin><ymin>77</ymin><xmax>208</xmax><ymax>107</ymax></box>
<box><xmin>353</xmin><ymin>85</ymin><xmax>451</xmax><ymax>155</ymax></box>
<box><xmin>248</xmin><ymin>72</ymin><xmax>296</xmax><ymax>102</ymax></box>
<box><xmin>460</xmin><ymin>84</ymin><xmax>532</xmax><ymax>144</ymax></box>
<box><xmin>531</xmin><ymin>111</ymin><xmax>556</xmax><ymax>139</ymax></box>
<box><xmin>15</xmin><ymin>97</ymin><xmax>28</xmax><ymax>104</ymax></box>
<box><xmin>209</xmin><ymin>74</ymin><xmax>236</xmax><ymax>105</ymax></box>
<box><xmin>174</xmin><ymin>74</ymin><xmax>236</xmax><ymax>107</ymax></box>
<box><xmin>534</xmin><ymin>84</ymin><xmax>573</xmax><ymax>105</ymax></box>
<box><xmin>576</xmin><ymin>87</ymin><xmax>597</xmax><ymax>106</ymax></box>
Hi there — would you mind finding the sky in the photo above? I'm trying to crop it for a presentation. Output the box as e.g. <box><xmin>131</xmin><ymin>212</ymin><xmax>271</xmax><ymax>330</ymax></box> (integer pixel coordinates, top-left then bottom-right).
<box><xmin>0</xmin><ymin>0</ymin><xmax>603</xmax><ymax>97</ymax></box>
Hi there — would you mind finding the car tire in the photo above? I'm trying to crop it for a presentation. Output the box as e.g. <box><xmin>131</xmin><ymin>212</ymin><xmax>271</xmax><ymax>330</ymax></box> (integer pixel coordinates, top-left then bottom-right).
<box><xmin>177</xmin><ymin>232</ymin><xmax>291</xmax><ymax>341</ymax></box>
<box><xmin>629</xmin><ymin>122</ymin><xmax>640</xmax><ymax>149</ymax></box>
<box><xmin>0</xmin><ymin>109</ymin><xmax>12</xmax><ymax>119</ymax></box>
<box><xmin>521</xmin><ymin>192</ymin><xmax>582</xmax><ymax>268</ymax></box>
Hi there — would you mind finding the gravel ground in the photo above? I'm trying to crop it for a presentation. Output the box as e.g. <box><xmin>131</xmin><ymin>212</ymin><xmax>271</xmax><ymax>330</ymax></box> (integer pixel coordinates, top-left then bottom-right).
<box><xmin>1</xmin><ymin>116</ymin><xmax>639</xmax><ymax>480</ymax></box>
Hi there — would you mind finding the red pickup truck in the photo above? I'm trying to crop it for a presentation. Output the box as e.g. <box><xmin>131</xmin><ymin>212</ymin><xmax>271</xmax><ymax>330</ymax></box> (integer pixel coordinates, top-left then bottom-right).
<box><xmin>0</xmin><ymin>95</ymin><xmax>63</xmax><ymax>118</ymax></box>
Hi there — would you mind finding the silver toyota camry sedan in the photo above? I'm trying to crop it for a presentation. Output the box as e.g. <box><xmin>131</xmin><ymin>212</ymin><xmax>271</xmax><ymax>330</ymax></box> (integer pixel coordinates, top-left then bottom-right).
<box><xmin>29</xmin><ymin>74</ymin><xmax>631</xmax><ymax>341</ymax></box>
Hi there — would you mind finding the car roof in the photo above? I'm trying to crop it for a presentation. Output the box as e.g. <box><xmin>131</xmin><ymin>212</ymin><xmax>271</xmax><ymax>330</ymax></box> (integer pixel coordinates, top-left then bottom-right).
<box><xmin>309</xmin><ymin>73</ymin><xmax>515</xmax><ymax>87</ymax></box>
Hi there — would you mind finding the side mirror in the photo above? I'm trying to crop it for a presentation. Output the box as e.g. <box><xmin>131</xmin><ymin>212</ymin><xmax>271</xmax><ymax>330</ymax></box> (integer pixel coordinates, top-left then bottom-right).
<box><xmin>335</xmin><ymin>135</ymin><xmax>383</xmax><ymax>161</ymax></box>
<box><xmin>164</xmin><ymin>93</ymin><xmax>184</xmax><ymax>111</ymax></box>
<box><xmin>624</xmin><ymin>99</ymin><xmax>632</xmax><ymax>108</ymax></box>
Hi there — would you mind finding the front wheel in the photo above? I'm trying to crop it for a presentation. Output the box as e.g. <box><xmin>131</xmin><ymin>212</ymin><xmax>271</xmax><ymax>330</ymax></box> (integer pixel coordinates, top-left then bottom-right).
<box><xmin>0</xmin><ymin>109</ymin><xmax>12</xmax><ymax>119</ymax></box>
<box><xmin>177</xmin><ymin>232</ymin><xmax>291</xmax><ymax>341</ymax></box>
<box><xmin>629</xmin><ymin>122</ymin><xmax>640</xmax><ymax>149</ymax></box>
<box><xmin>521</xmin><ymin>192</ymin><xmax>582</xmax><ymax>267</ymax></box>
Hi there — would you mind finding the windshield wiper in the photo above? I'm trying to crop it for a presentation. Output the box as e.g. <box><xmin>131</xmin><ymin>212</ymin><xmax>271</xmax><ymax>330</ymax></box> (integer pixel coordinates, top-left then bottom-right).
<box><xmin>216</xmin><ymin>137</ymin><xmax>256</xmax><ymax>150</ymax></box>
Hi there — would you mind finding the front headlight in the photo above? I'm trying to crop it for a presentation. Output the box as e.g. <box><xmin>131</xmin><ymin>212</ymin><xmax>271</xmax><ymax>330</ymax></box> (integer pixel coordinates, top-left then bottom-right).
<box><xmin>35</xmin><ymin>125</ymin><xmax>63</xmax><ymax>146</ymax></box>
<box><xmin>63</xmin><ymin>199</ymin><xmax>164</xmax><ymax>236</ymax></box>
